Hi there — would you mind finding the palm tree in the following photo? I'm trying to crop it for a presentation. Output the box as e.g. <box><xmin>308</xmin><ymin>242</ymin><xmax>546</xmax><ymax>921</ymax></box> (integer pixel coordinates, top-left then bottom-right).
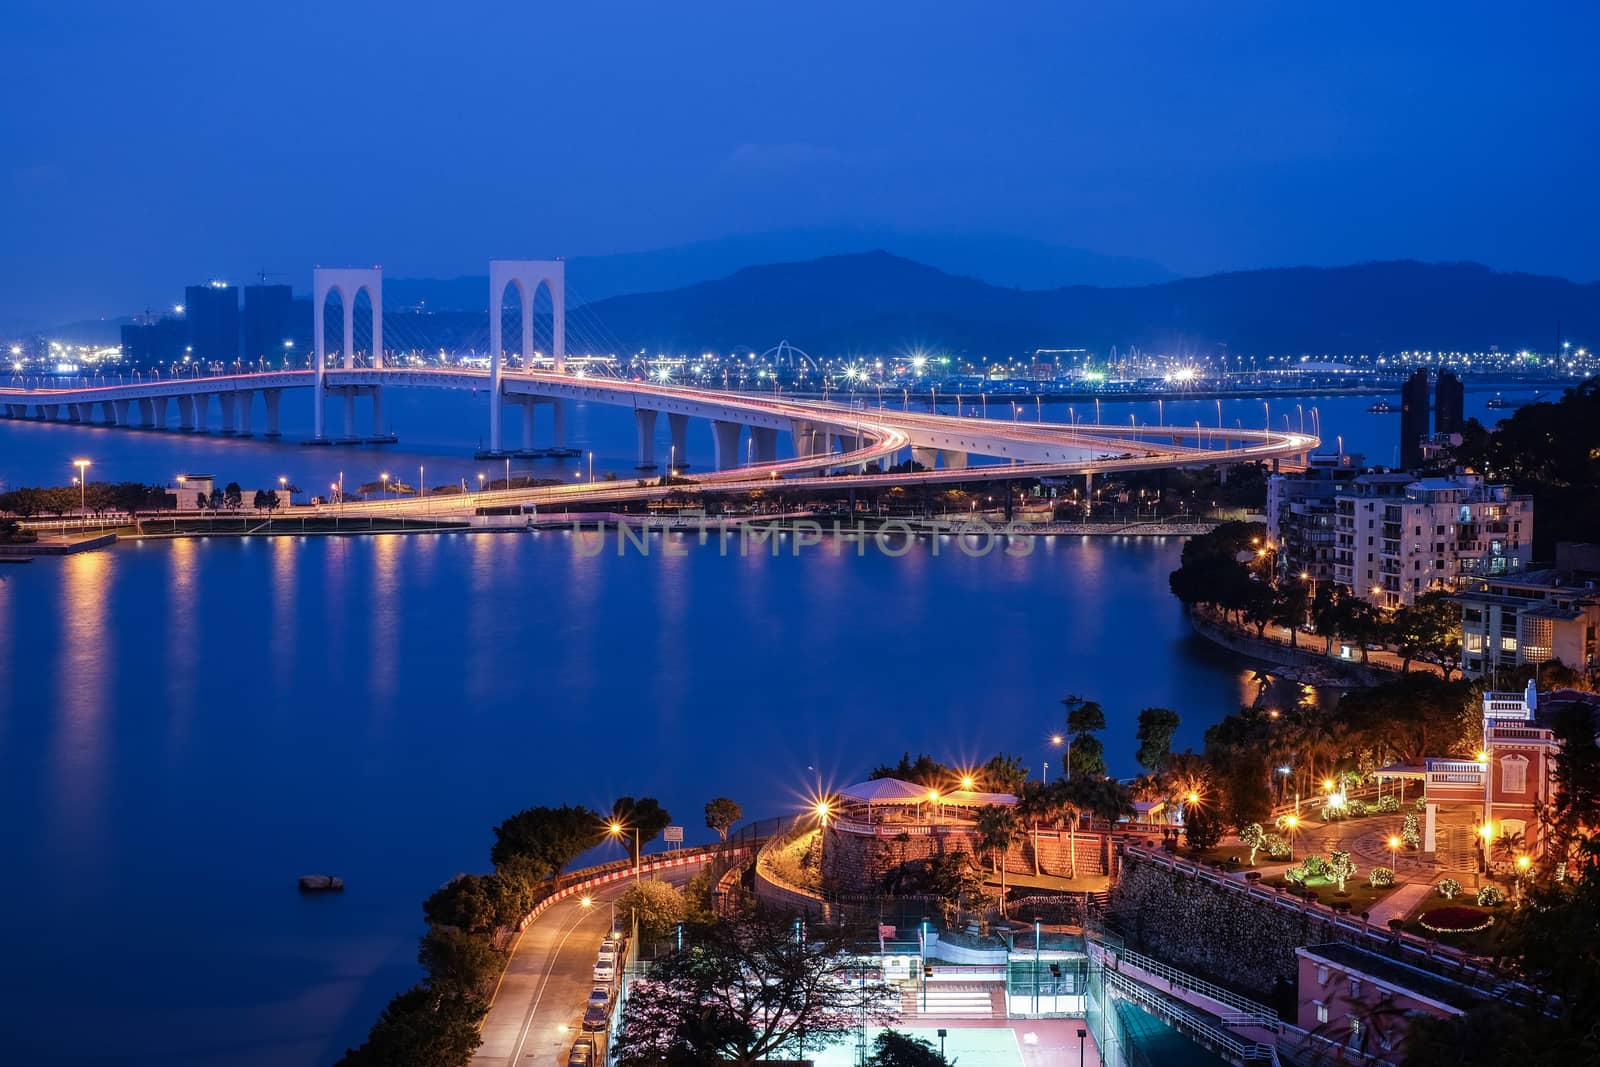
<box><xmin>975</xmin><ymin>804</ymin><xmax>1023</xmax><ymax>917</ymax></box>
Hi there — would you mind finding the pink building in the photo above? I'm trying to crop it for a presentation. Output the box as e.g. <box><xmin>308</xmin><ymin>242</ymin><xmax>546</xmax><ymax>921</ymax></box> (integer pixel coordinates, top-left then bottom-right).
<box><xmin>1296</xmin><ymin>943</ymin><xmax>1478</xmax><ymax>1063</ymax></box>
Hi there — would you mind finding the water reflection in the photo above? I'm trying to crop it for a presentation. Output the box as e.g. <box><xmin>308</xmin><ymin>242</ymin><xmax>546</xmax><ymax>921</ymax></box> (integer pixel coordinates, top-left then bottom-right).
<box><xmin>50</xmin><ymin>550</ymin><xmax>111</xmax><ymax>848</ymax></box>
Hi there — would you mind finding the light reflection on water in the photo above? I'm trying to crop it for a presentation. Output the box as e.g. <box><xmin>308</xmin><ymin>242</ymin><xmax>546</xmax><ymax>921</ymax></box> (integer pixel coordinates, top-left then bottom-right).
<box><xmin>2</xmin><ymin>532</ymin><xmax>1313</xmax><ymax>1066</ymax></box>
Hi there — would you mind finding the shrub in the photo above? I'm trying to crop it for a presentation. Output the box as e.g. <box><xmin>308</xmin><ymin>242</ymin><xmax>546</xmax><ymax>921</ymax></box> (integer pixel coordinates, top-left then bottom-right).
<box><xmin>1239</xmin><ymin>822</ymin><xmax>1266</xmax><ymax>864</ymax></box>
<box><xmin>1376</xmin><ymin>795</ymin><xmax>1400</xmax><ymax>814</ymax></box>
<box><xmin>1476</xmin><ymin>885</ymin><xmax>1506</xmax><ymax>907</ymax></box>
<box><xmin>1369</xmin><ymin>867</ymin><xmax>1395</xmax><ymax>888</ymax></box>
<box><xmin>1346</xmin><ymin>799</ymin><xmax>1369</xmax><ymax>817</ymax></box>
<box><xmin>1327</xmin><ymin>849</ymin><xmax>1358</xmax><ymax>892</ymax></box>
<box><xmin>1437</xmin><ymin>878</ymin><xmax>1463</xmax><ymax>900</ymax></box>
<box><xmin>1320</xmin><ymin>802</ymin><xmax>1345</xmax><ymax>823</ymax></box>
<box><xmin>1299</xmin><ymin>854</ymin><xmax>1329</xmax><ymax>879</ymax></box>
<box><xmin>1414</xmin><ymin>797</ymin><xmax>1427</xmax><ymax>812</ymax></box>
<box><xmin>1264</xmin><ymin>833</ymin><xmax>1293</xmax><ymax>860</ymax></box>
<box><xmin>1285</xmin><ymin>867</ymin><xmax>1305</xmax><ymax>885</ymax></box>
<box><xmin>1401</xmin><ymin>813</ymin><xmax>1421</xmax><ymax>850</ymax></box>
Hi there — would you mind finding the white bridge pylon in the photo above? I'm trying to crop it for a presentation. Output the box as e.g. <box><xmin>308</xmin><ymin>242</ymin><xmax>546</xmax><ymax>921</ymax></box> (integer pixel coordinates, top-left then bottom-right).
<box><xmin>489</xmin><ymin>259</ymin><xmax>565</xmax><ymax>455</ymax></box>
<box><xmin>312</xmin><ymin>267</ymin><xmax>383</xmax><ymax>442</ymax></box>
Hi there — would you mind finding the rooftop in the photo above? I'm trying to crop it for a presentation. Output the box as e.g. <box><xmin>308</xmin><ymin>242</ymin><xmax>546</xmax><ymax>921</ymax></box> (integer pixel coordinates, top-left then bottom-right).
<box><xmin>1299</xmin><ymin>943</ymin><xmax>1485</xmax><ymax>1014</ymax></box>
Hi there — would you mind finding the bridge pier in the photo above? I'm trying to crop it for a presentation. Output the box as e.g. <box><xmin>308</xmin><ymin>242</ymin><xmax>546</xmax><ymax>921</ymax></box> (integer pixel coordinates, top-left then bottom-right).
<box><xmin>668</xmin><ymin>412</ymin><xmax>688</xmax><ymax>470</ymax></box>
<box><xmin>711</xmin><ymin>420</ymin><xmax>743</xmax><ymax>471</ymax></box>
<box><xmin>940</xmin><ymin>449</ymin><xmax>968</xmax><ymax>470</ymax></box>
<box><xmin>750</xmin><ymin>425</ymin><xmax>778</xmax><ymax>464</ymax></box>
<box><xmin>635</xmin><ymin>408</ymin><xmax>658</xmax><ymax>469</ymax></box>
<box><xmin>219</xmin><ymin>393</ymin><xmax>238</xmax><ymax>435</ymax></box>
<box><xmin>238</xmin><ymin>391</ymin><xmax>254</xmax><ymax>436</ymax></box>
<box><xmin>342</xmin><ymin>390</ymin><xmax>357</xmax><ymax>442</ymax></box>
<box><xmin>912</xmin><ymin>446</ymin><xmax>939</xmax><ymax>470</ymax></box>
<box><xmin>519</xmin><ymin>399</ymin><xmax>536</xmax><ymax>454</ymax></box>
<box><xmin>263</xmin><ymin>389</ymin><xmax>282</xmax><ymax>437</ymax></box>
<box><xmin>136</xmin><ymin>398</ymin><xmax>153</xmax><ymax>428</ymax></box>
<box><xmin>113</xmin><ymin>398</ymin><xmax>130</xmax><ymax>427</ymax></box>
<box><xmin>193</xmin><ymin>394</ymin><xmax>210</xmax><ymax>432</ymax></box>
<box><xmin>371</xmin><ymin>385</ymin><xmax>384</xmax><ymax>439</ymax></box>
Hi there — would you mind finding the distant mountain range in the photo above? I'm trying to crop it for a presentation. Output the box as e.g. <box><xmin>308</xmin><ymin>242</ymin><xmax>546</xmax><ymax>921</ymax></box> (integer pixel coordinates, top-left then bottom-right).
<box><xmin>40</xmin><ymin>253</ymin><xmax>1600</xmax><ymax>357</ymax></box>
<box><xmin>574</xmin><ymin>253</ymin><xmax>1600</xmax><ymax>357</ymax></box>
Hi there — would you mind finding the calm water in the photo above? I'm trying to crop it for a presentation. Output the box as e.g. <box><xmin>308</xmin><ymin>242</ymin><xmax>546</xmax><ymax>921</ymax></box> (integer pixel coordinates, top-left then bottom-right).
<box><xmin>0</xmin><ymin>383</ymin><xmax>1547</xmax><ymax>1065</ymax></box>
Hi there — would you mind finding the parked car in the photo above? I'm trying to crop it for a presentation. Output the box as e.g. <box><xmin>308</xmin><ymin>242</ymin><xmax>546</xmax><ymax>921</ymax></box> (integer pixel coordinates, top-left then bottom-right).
<box><xmin>593</xmin><ymin>961</ymin><xmax>615</xmax><ymax>984</ymax></box>
<box><xmin>595</xmin><ymin>950</ymin><xmax>617</xmax><ymax>968</ymax></box>
<box><xmin>587</xmin><ymin>987</ymin><xmax>609</xmax><ymax>1009</ymax></box>
<box><xmin>566</xmin><ymin>1037</ymin><xmax>595</xmax><ymax>1066</ymax></box>
<box><xmin>582</xmin><ymin>1004</ymin><xmax>609</xmax><ymax>1032</ymax></box>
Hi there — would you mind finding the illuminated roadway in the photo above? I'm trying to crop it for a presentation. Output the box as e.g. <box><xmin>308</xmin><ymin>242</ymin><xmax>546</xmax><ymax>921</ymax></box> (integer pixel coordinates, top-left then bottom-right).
<box><xmin>0</xmin><ymin>367</ymin><xmax>1318</xmax><ymax>516</ymax></box>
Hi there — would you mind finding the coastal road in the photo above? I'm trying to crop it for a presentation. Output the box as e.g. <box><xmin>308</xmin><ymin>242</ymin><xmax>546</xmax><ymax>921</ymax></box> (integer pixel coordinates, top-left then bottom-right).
<box><xmin>473</xmin><ymin>863</ymin><xmax>704</xmax><ymax>1066</ymax></box>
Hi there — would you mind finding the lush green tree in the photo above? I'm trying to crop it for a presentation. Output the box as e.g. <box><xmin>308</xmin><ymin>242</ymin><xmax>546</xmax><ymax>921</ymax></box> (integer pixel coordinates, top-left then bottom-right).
<box><xmin>222</xmin><ymin>482</ymin><xmax>243</xmax><ymax>509</ymax></box>
<box><xmin>1240</xmin><ymin>823</ymin><xmax>1267</xmax><ymax>865</ymax></box>
<box><xmin>704</xmin><ymin>797</ymin><xmax>743</xmax><ymax>842</ymax></box>
<box><xmin>869</xmin><ymin>753</ymin><xmax>954</xmax><ymax>785</ymax></box>
<box><xmin>925</xmin><ymin>851</ymin><xmax>988</xmax><ymax>923</ymax></box>
<box><xmin>1390</xmin><ymin>589</ymin><xmax>1462</xmax><ymax>677</ymax></box>
<box><xmin>1061</xmin><ymin>695</ymin><xmax>1108</xmax><ymax>778</ymax></box>
<box><xmin>252</xmin><ymin>489</ymin><xmax>270</xmax><ymax>510</ymax></box>
<box><xmin>610</xmin><ymin>796</ymin><xmax>672</xmax><ymax>863</ymax></box>
<box><xmin>611</xmin><ymin>909</ymin><xmax>898</xmax><ymax>1067</ymax></box>
<box><xmin>423</xmin><ymin>875</ymin><xmax>500</xmax><ymax>936</ymax></box>
<box><xmin>866</xmin><ymin>1029</ymin><xmax>951</xmax><ymax>1066</ymax></box>
<box><xmin>975</xmin><ymin>803</ymin><xmax>1023</xmax><ymax>914</ymax></box>
<box><xmin>335</xmin><ymin>985</ymin><xmax>485</xmax><ymax>1067</ymax></box>
<box><xmin>417</xmin><ymin>926</ymin><xmax>501</xmax><ymax>996</ymax></box>
<box><xmin>617</xmin><ymin>878</ymin><xmax>688</xmax><ymax>940</ymax></box>
<box><xmin>1135</xmin><ymin>707</ymin><xmax>1182</xmax><ymax>772</ymax></box>
<box><xmin>490</xmin><ymin>803</ymin><xmax>604</xmax><ymax>877</ymax></box>
<box><xmin>981</xmin><ymin>752</ymin><xmax>1029</xmax><ymax>794</ymax></box>
<box><xmin>1339</xmin><ymin>674</ymin><xmax>1475</xmax><ymax>764</ymax></box>
<box><xmin>1327</xmin><ymin>848</ymin><xmax>1358</xmax><ymax>892</ymax></box>
<box><xmin>1062</xmin><ymin>775</ymin><xmax>1134</xmax><ymax>825</ymax></box>
<box><xmin>1273</xmin><ymin>581</ymin><xmax>1311</xmax><ymax>648</ymax></box>
<box><xmin>1183</xmin><ymin>801</ymin><xmax>1225</xmax><ymax>851</ymax></box>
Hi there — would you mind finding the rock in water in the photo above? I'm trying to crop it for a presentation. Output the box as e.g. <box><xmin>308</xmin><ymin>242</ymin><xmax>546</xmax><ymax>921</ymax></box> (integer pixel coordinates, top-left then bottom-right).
<box><xmin>299</xmin><ymin>875</ymin><xmax>344</xmax><ymax>892</ymax></box>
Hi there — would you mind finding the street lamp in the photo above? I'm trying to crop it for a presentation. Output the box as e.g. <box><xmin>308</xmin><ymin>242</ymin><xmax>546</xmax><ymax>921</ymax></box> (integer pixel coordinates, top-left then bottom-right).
<box><xmin>72</xmin><ymin>458</ymin><xmax>90</xmax><ymax>512</ymax></box>
<box><xmin>1282</xmin><ymin>814</ymin><xmax>1299</xmax><ymax>860</ymax></box>
<box><xmin>608</xmin><ymin>820</ymin><xmax>641</xmax><ymax>881</ymax></box>
<box><xmin>380</xmin><ymin>472</ymin><xmax>389</xmax><ymax>498</ymax></box>
<box><xmin>1050</xmin><ymin>733</ymin><xmax>1069</xmax><ymax>780</ymax></box>
<box><xmin>477</xmin><ymin>472</ymin><xmax>485</xmax><ymax>493</ymax></box>
<box><xmin>1388</xmin><ymin>835</ymin><xmax>1401</xmax><ymax>872</ymax></box>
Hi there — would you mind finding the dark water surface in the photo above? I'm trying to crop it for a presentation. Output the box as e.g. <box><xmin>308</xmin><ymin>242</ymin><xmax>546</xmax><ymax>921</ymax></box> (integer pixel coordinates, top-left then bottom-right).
<box><xmin>1</xmin><ymin>532</ymin><xmax>1274</xmax><ymax>1065</ymax></box>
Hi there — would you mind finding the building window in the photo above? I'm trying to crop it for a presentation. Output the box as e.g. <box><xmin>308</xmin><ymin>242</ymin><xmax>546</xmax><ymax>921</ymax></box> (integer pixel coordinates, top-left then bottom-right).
<box><xmin>1502</xmin><ymin>755</ymin><xmax>1529</xmax><ymax>794</ymax></box>
<box><xmin>1316</xmin><ymin>1001</ymin><xmax>1329</xmax><ymax>1024</ymax></box>
<box><xmin>1501</xmin><ymin>636</ymin><xmax>1518</xmax><ymax>653</ymax></box>
<box><xmin>1465</xmin><ymin>633</ymin><xmax>1483</xmax><ymax>652</ymax></box>
<box><xmin>1349</xmin><ymin>978</ymin><xmax>1361</xmax><ymax>998</ymax></box>
<box><xmin>1317</xmin><ymin>965</ymin><xmax>1329</xmax><ymax>985</ymax></box>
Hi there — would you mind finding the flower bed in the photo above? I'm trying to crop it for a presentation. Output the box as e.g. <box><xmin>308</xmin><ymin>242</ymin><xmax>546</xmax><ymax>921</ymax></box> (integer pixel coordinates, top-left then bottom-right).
<box><xmin>1419</xmin><ymin>906</ymin><xmax>1494</xmax><ymax>934</ymax></box>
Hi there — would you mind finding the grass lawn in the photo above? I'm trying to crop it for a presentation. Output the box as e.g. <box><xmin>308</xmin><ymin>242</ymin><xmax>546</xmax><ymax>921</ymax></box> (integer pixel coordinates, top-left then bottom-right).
<box><xmin>1185</xmin><ymin>845</ymin><xmax>1256</xmax><ymax>867</ymax></box>
<box><xmin>1404</xmin><ymin>893</ymin><xmax>1517</xmax><ymax>956</ymax></box>
<box><xmin>1262</xmin><ymin>874</ymin><xmax>1397</xmax><ymax>915</ymax></box>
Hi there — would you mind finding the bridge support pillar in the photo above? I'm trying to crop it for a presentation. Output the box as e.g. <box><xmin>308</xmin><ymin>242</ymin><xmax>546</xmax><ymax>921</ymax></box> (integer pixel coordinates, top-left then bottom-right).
<box><xmin>342</xmin><ymin>390</ymin><xmax>357</xmax><ymax>441</ymax></box>
<box><xmin>668</xmin><ymin>413</ymin><xmax>688</xmax><ymax>470</ymax></box>
<box><xmin>66</xmin><ymin>403</ymin><xmax>83</xmax><ymax>423</ymax></box>
<box><xmin>711</xmin><ymin>420</ymin><xmax>743</xmax><ymax>471</ymax></box>
<box><xmin>939</xmin><ymin>449</ymin><xmax>968</xmax><ymax>470</ymax></box>
<box><xmin>113</xmin><ymin>399</ymin><xmax>130</xmax><ymax>427</ymax></box>
<box><xmin>153</xmin><ymin>396</ymin><xmax>169</xmax><ymax>429</ymax></box>
<box><xmin>219</xmin><ymin>393</ymin><xmax>237</xmax><ymax>434</ymax></box>
<box><xmin>635</xmin><ymin>408</ymin><xmax>658</xmax><ymax>468</ymax></box>
<box><xmin>912</xmin><ymin>446</ymin><xmax>939</xmax><ymax>470</ymax></box>
<box><xmin>238</xmin><ymin>391</ymin><xmax>254</xmax><ymax>436</ymax></box>
<box><xmin>371</xmin><ymin>385</ymin><xmax>384</xmax><ymax>439</ymax></box>
<box><xmin>263</xmin><ymin>390</ymin><xmax>281</xmax><ymax>437</ymax></box>
<box><xmin>552</xmin><ymin>400</ymin><xmax>566</xmax><ymax>448</ymax></box>
<box><xmin>177</xmin><ymin>396</ymin><xmax>193</xmax><ymax>431</ymax></box>
<box><xmin>137</xmin><ymin>398</ymin><xmax>154</xmax><ymax>428</ymax></box>
<box><xmin>750</xmin><ymin>426</ymin><xmax>778</xmax><ymax>464</ymax></box>
<box><xmin>192</xmin><ymin>394</ymin><xmax>210</xmax><ymax>432</ymax></box>
<box><xmin>520</xmin><ymin>399</ymin><xmax>536</xmax><ymax>453</ymax></box>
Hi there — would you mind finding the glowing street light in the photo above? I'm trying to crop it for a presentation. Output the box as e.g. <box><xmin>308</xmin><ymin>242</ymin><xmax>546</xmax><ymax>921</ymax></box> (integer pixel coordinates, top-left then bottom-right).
<box><xmin>607</xmin><ymin>820</ymin><xmax>642</xmax><ymax>881</ymax></box>
<box><xmin>1388</xmin><ymin>835</ymin><xmax>1401</xmax><ymax>871</ymax></box>
<box><xmin>72</xmin><ymin>458</ymin><xmax>91</xmax><ymax>512</ymax></box>
<box><xmin>960</xmin><ymin>775</ymin><xmax>976</xmax><ymax>792</ymax></box>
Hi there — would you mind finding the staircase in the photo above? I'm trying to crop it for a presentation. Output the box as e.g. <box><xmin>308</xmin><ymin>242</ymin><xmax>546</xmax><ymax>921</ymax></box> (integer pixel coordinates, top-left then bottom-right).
<box><xmin>899</xmin><ymin>982</ymin><xmax>1007</xmax><ymax>1019</ymax></box>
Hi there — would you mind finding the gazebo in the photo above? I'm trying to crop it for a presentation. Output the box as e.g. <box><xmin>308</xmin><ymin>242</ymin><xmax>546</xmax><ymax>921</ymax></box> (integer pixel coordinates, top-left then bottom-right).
<box><xmin>834</xmin><ymin>777</ymin><xmax>1017</xmax><ymax>829</ymax></box>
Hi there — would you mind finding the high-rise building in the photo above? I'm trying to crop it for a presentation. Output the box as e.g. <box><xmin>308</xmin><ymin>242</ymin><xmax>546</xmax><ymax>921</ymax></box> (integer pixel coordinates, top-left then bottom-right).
<box><xmin>1265</xmin><ymin>452</ymin><xmax>1367</xmax><ymax>582</ymax></box>
<box><xmin>1435</xmin><ymin>370</ymin><xmax>1464</xmax><ymax>436</ymax></box>
<box><xmin>184</xmin><ymin>281</ymin><xmax>240</xmax><ymax>362</ymax></box>
<box><xmin>1334</xmin><ymin>472</ymin><xmax>1533</xmax><ymax>608</ymax></box>
<box><xmin>242</xmin><ymin>284</ymin><xmax>294</xmax><ymax>364</ymax></box>
<box><xmin>119</xmin><ymin>315</ymin><xmax>187</xmax><ymax>366</ymax></box>
<box><xmin>1399</xmin><ymin>368</ymin><xmax>1430</xmax><ymax>469</ymax></box>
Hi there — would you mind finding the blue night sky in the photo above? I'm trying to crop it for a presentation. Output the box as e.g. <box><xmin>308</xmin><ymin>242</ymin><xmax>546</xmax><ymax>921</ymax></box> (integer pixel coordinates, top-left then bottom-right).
<box><xmin>4</xmin><ymin>1</ymin><xmax>1598</xmax><ymax>328</ymax></box>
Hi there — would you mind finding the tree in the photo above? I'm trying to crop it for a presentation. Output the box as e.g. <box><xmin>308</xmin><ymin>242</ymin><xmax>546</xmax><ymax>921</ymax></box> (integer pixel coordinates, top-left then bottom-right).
<box><xmin>866</xmin><ymin>1029</ymin><xmax>951</xmax><ymax>1066</ymax></box>
<box><xmin>1241</xmin><ymin>579</ymin><xmax>1276</xmax><ymax>639</ymax></box>
<box><xmin>975</xmin><ymin>804</ymin><xmax>1023</xmax><ymax>915</ymax></box>
<box><xmin>1184</xmin><ymin>802</ymin><xmax>1225</xmax><ymax>851</ymax></box>
<box><xmin>1391</xmin><ymin>590</ymin><xmax>1462</xmax><ymax>677</ymax></box>
<box><xmin>423</xmin><ymin>875</ymin><xmax>500</xmax><ymax>936</ymax></box>
<box><xmin>490</xmin><ymin>804</ymin><xmax>604</xmax><ymax>878</ymax></box>
<box><xmin>1545</xmin><ymin>701</ymin><xmax>1600</xmax><ymax>863</ymax></box>
<box><xmin>1061</xmin><ymin>695</ymin><xmax>1108</xmax><ymax>778</ymax></box>
<box><xmin>195</xmin><ymin>490</ymin><xmax>208</xmax><ymax>510</ymax></box>
<box><xmin>335</xmin><ymin>985</ymin><xmax>484</xmax><ymax>1067</ymax></box>
<box><xmin>610</xmin><ymin>796</ymin><xmax>672</xmax><ymax>863</ymax></box>
<box><xmin>925</xmin><ymin>852</ymin><xmax>987</xmax><ymax>925</ymax></box>
<box><xmin>417</xmin><ymin>926</ymin><xmax>501</xmax><ymax>996</ymax></box>
<box><xmin>222</xmin><ymin>481</ymin><xmax>243</xmax><ymax>509</ymax></box>
<box><xmin>1240</xmin><ymin>823</ymin><xmax>1267</xmax><ymax>866</ymax></box>
<box><xmin>1327</xmin><ymin>848</ymin><xmax>1358</xmax><ymax>892</ymax></box>
<box><xmin>207</xmin><ymin>487</ymin><xmax>224</xmax><ymax>510</ymax></box>
<box><xmin>704</xmin><ymin>797</ymin><xmax>742</xmax><ymax>842</ymax></box>
<box><xmin>618</xmin><ymin>878</ymin><xmax>688</xmax><ymax>940</ymax></box>
<box><xmin>869</xmin><ymin>753</ymin><xmax>953</xmax><ymax>785</ymax></box>
<box><xmin>1135</xmin><ymin>707</ymin><xmax>1181</xmax><ymax>772</ymax></box>
<box><xmin>981</xmin><ymin>752</ymin><xmax>1028</xmax><ymax>794</ymax></box>
<box><xmin>252</xmin><ymin>489</ymin><xmax>269</xmax><ymax>510</ymax></box>
<box><xmin>1273</xmin><ymin>581</ymin><xmax>1311</xmax><ymax>648</ymax></box>
<box><xmin>611</xmin><ymin>909</ymin><xmax>898</xmax><ymax>1067</ymax></box>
